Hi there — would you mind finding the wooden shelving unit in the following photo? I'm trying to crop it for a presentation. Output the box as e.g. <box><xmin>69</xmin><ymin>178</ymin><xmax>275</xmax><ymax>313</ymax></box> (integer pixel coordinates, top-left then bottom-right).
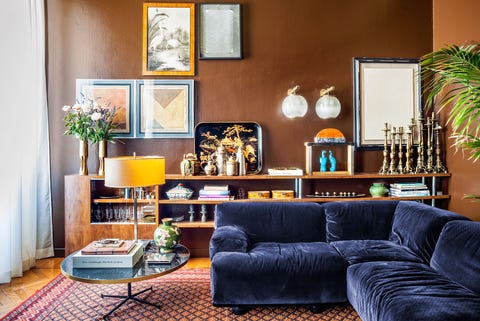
<box><xmin>65</xmin><ymin>172</ymin><xmax>450</xmax><ymax>256</ymax></box>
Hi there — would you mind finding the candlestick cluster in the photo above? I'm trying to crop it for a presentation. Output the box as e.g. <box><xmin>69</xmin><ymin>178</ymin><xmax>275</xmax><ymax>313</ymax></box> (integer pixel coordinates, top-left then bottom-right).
<box><xmin>379</xmin><ymin>112</ymin><xmax>447</xmax><ymax>175</ymax></box>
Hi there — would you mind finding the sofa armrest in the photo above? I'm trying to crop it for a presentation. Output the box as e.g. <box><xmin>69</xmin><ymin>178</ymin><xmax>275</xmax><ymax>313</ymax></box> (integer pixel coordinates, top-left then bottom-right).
<box><xmin>209</xmin><ymin>225</ymin><xmax>250</xmax><ymax>260</ymax></box>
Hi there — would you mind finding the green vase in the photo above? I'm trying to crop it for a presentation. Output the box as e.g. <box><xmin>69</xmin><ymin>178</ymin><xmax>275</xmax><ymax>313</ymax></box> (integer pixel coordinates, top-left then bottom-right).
<box><xmin>154</xmin><ymin>218</ymin><xmax>181</xmax><ymax>253</ymax></box>
<box><xmin>369</xmin><ymin>182</ymin><xmax>388</xmax><ymax>197</ymax></box>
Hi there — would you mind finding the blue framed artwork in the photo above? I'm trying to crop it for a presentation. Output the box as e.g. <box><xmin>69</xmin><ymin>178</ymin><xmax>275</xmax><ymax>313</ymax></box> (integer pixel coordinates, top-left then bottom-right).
<box><xmin>76</xmin><ymin>79</ymin><xmax>135</xmax><ymax>138</ymax></box>
<box><xmin>136</xmin><ymin>79</ymin><xmax>194</xmax><ymax>138</ymax></box>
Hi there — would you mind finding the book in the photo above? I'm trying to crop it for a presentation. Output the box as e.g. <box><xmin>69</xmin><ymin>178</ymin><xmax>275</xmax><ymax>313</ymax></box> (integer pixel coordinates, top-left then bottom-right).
<box><xmin>73</xmin><ymin>243</ymin><xmax>143</xmax><ymax>268</ymax></box>
<box><xmin>198</xmin><ymin>196</ymin><xmax>234</xmax><ymax>201</ymax></box>
<box><xmin>268</xmin><ymin>167</ymin><xmax>304</xmax><ymax>176</ymax></box>
<box><xmin>390</xmin><ymin>189</ymin><xmax>431</xmax><ymax>197</ymax></box>
<box><xmin>145</xmin><ymin>252</ymin><xmax>176</xmax><ymax>265</ymax></box>
<box><xmin>80</xmin><ymin>240</ymin><xmax>136</xmax><ymax>255</ymax></box>
<box><xmin>203</xmin><ymin>184</ymin><xmax>229</xmax><ymax>191</ymax></box>
<box><xmin>390</xmin><ymin>183</ymin><xmax>428</xmax><ymax>190</ymax></box>
<box><xmin>198</xmin><ymin>189</ymin><xmax>230</xmax><ymax>196</ymax></box>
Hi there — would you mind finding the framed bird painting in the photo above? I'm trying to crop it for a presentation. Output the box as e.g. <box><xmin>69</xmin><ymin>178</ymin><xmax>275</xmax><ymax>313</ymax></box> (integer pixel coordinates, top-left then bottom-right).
<box><xmin>142</xmin><ymin>3</ymin><xmax>195</xmax><ymax>76</ymax></box>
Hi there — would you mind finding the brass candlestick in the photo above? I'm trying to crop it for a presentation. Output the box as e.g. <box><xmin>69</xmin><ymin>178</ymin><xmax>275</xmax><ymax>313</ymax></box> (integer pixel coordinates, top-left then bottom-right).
<box><xmin>388</xmin><ymin>127</ymin><xmax>398</xmax><ymax>174</ymax></box>
<box><xmin>397</xmin><ymin>127</ymin><xmax>404</xmax><ymax>174</ymax></box>
<box><xmin>415</xmin><ymin>117</ymin><xmax>426</xmax><ymax>173</ymax></box>
<box><xmin>407</xmin><ymin>118</ymin><xmax>416</xmax><ymax>172</ymax></box>
<box><xmin>434</xmin><ymin>121</ymin><xmax>448</xmax><ymax>173</ymax></box>
<box><xmin>425</xmin><ymin>114</ymin><xmax>435</xmax><ymax>173</ymax></box>
<box><xmin>379</xmin><ymin>123</ymin><xmax>390</xmax><ymax>174</ymax></box>
<box><xmin>404</xmin><ymin>130</ymin><xmax>413</xmax><ymax>173</ymax></box>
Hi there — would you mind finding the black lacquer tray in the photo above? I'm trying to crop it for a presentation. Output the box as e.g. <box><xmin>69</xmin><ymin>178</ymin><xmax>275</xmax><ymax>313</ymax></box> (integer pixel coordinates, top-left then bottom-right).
<box><xmin>194</xmin><ymin>121</ymin><xmax>262</xmax><ymax>174</ymax></box>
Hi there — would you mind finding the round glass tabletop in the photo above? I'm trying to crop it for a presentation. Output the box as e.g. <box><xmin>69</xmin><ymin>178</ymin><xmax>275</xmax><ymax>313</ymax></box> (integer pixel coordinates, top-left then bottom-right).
<box><xmin>61</xmin><ymin>242</ymin><xmax>190</xmax><ymax>284</ymax></box>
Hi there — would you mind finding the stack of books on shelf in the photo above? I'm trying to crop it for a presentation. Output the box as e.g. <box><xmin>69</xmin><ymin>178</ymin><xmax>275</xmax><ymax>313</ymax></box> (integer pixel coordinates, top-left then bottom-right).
<box><xmin>198</xmin><ymin>184</ymin><xmax>233</xmax><ymax>201</ymax></box>
<box><xmin>72</xmin><ymin>238</ymin><xmax>143</xmax><ymax>268</ymax></box>
<box><xmin>389</xmin><ymin>182</ymin><xmax>431</xmax><ymax>197</ymax></box>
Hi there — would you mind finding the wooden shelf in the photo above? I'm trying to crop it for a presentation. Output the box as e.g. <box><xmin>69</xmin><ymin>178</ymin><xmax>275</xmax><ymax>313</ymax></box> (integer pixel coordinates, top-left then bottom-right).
<box><xmin>166</xmin><ymin>172</ymin><xmax>450</xmax><ymax>180</ymax></box>
<box><xmin>174</xmin><ymin>221</ymin><xmax>214</xmax><ymax>228</ymax></box>
<box><xmin>65</xmin><ymin>172</ymin><xmax>450</xmax><ymax>257</ymax></box>
<box><xmin>159</xmin><ymin>195</ymin><xmax>450</xmax><ymax>205</ymax></box>
<box><xmin>93</xmin><ymin>198</ymin><xmax>157</xmax><ymax>204</ymax></box>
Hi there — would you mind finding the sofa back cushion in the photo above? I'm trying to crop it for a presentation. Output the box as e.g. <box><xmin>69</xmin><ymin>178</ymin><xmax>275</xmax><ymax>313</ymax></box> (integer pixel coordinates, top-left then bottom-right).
<box><xmin>215</xmin><ymin>202</ymin><xmax>326</xmax><ymax>243</ymax></box>
<box><xmin>431</xmin><ymin>220</ymin><xmax>480</xmax><ymax>295</ymax></box>
<box><xmin>389</xmin><ymin>201</ymin><xmax>468</xmax><ymax>263</ymax></box>
<box><xmin>324</xmin><ymin>200</ymin><xmax>398</xmax><ymax>242</ymax></box>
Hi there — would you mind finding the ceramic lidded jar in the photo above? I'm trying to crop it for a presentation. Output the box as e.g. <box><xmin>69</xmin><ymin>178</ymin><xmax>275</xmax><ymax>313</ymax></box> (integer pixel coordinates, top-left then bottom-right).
<box><xmin>154</xmin><ymin>218</ymin><xmax>181</xmax><ymax>253</ymax></box>
<box><xmin>202</xmin><ymin>158</ymin><xmax>217</xmax><ymax>176</ymax></box>
<box><xmin>369</xmin><ymin>183</ymin><xmax>388</xmax><ymax>197</ymax></box>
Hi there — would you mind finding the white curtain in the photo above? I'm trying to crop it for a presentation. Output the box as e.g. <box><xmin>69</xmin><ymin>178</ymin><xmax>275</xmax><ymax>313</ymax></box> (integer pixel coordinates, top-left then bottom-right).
<box><xmin>0</xmin><ymin>0</ymin><xmax>53</xmax><ymax>283</ymax></box>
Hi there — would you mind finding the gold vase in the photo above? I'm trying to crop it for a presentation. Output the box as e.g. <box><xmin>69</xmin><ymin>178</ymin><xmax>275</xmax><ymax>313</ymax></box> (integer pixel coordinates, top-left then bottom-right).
<box><xmin>79</xmin><ymin>139</ymin><xmax>88</xmax><ymax>175</ymax></box>
<box><xmin>98</xmin><ymin>140</ymin><xmax>107</xmax><ymax>176</ymax></box>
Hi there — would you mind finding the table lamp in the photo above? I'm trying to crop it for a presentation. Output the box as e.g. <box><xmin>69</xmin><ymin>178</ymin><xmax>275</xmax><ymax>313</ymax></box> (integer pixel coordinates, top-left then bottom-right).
<box><xmin>104</xmin><ymin>155</ymin><xmax>165</xmax><ymax>242</ymax></box>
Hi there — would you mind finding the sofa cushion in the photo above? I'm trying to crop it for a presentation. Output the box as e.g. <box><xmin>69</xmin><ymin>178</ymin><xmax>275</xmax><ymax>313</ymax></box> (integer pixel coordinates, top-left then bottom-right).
<box><xmin>324</xmin><ymin>200</ymin><xmax>398</xmax><ymax>242</ymax></box>
<box><xmin>331</xmin><ymin>240</ymin><xmax>422</xmax><ymax>265</ymax></box>
<box><xmin>211</xmin><ymin>242</ymin><xmax>348</xmax><ymax>305</ymax></box>
<box><xmin>209</xmin><ymin>225</ymin><xmax>250</xmax><ymax>259</ymax></box>
<box><xmin>431</xmin><ymin>220</ymin><xmax>480</xmax><ymax>295</ymax></box>
<box><xmin>347</xmin><ymin>261</ymin><xmax>480</xmax><ymax>321</ymax></box>
<box><xmin>389</xmin><ymin>201</ymin><xmax>468</xmax><ymax>263</ymax></box>
<box><xmin>215</xmin><ymin>202</ymin><xmax>326</xmax><ymax>243</ymax></box>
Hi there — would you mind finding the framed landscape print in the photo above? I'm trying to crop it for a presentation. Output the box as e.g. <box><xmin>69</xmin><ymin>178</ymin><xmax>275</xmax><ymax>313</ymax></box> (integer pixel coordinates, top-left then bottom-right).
<box><xmin>353</xmin><ymin>57</ymin><xmax>421</xmax><ymax>149</ymax></box>
<box><xmin>199</xmin><ymin>4</ymin><xmax>242</xmax><ymax>59</ymax></box>
<box><xmin>136</xmin><ymin>80</ymin><xmax>194</xmax><ymax>138</ymax></box>
<box><xmin>143</xmin><ymin>3</ymin><xmax>195</xmax><ymax>76</ymax></box>
<box><xmin>76</xmin><ymin>79</ymin><xmax>134</xmax><ymax>138</ymax></box>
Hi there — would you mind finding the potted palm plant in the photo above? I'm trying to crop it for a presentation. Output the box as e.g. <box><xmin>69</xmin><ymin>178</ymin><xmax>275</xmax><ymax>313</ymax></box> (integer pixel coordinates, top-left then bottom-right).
<box><xmin>420</xmin><ymin>44</ymin><xmax>480</xmax><ymax>199</ymax></box>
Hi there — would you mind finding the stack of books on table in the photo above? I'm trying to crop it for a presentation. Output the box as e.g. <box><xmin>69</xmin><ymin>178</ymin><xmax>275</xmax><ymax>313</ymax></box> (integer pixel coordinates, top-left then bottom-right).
<box><xmin>198</xmin><ymin>184</ymin><xmax>233</xmax><ymax>201</ymax></box>
<box><xmin>389</xmin><ymin>182</ymin><xmax>430</xmax><ymax>197</ymax></box>
<box><xmin>72</xmin><ymin>239</ymin><xmax>144</xmax><ymax>268</ymax></box>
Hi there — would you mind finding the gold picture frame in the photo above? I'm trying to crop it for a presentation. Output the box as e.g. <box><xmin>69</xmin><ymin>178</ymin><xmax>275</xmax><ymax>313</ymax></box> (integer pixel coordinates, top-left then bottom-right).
<box><xmin>142</xmin><ymin>3</ymin><xmax>195</xmax><ymax>76</ymax></box>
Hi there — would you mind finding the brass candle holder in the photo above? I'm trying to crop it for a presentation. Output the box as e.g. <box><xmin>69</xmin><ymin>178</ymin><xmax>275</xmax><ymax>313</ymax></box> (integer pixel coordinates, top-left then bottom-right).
<box><xmin>397</xmin><ymin>127</ymin><xmax>404</xmax><ymax>174</ymax></box>
<box><xmin>434</xmin><ymin>120</ymin><xmax>448</xmax><ymax>173</ymax></box>
<box><xmin>415</xmin><ymin>117</ymin><xmax>426</xmax><ymax>173</ymax></box>
<box><xmin>388</xmin><ymin>127</ymin><xmax>398</xmax><ymax>174</ymax></box>
<box><xmin>425</xmin><ymin>114</ymin><xmax>435</xmax><ymax>173</ymax></box>
<box><xmin>379</xmin><ymin>123</ymin><xmax>390</xmax><ymax>174</ymax></box>
<box><xmin>404</xmin><ymin>130</ymin><xmax>413</xmax><ymax>173</ymax></box>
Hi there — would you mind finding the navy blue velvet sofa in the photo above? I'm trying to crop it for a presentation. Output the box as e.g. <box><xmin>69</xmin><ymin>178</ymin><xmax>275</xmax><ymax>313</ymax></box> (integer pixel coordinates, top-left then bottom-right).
<box><xmin>209</xmin><ymin>200</ymin><xmax>480</xmax><ymax>320</ymax></box>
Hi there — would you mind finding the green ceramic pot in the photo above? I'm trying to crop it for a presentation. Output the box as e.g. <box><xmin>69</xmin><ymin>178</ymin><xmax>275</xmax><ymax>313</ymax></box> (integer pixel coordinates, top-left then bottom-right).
<box><xmin>154</xmin><ymin>218</ymin><xmax>181</xmax><ymax>253</ymax></box>
<box><xmin>369</xmin><ymin>182</ymin><xmax>388</xmax><ymax>197</ymax></box>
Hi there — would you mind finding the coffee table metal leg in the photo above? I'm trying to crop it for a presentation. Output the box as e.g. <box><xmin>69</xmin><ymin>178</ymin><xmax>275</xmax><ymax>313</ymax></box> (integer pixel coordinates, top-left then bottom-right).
<box><xmin>101</xmin><ymin>282</ymin><xmax>161</xmax><ymax>320</ymax></box>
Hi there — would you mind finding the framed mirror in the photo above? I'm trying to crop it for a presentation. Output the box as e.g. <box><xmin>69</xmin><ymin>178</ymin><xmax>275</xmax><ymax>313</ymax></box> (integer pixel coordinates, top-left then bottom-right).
<box><xmin>353</xmin><ymin>57</ymin><xmax>421</xmax><ymax>149</ymax></box>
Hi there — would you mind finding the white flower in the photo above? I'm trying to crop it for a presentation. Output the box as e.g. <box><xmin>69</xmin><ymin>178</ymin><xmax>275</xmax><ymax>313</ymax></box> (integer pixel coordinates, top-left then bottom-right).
<box><xmin>81</xmin><ymin>104</ymin><xmax>92</xmax><ymax>113</ymax></box>
<box><xmin>91</xmin><ymin>112</ymin><xmax>102</xmax><ymax>121</ymax></box>
<box><xmin>62</xmin><ymin>105</ymin><xmax>71</xmax><ymax>112</ymax></box>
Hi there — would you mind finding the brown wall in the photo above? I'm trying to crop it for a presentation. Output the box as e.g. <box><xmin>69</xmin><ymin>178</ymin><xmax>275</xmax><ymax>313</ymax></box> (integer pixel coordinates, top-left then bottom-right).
<box><xmin>433</xmin><ymin>0</ymin><xmax>480</xmax><ymax>220</ymax></box>
<box><xmin>46</xmin><ymin>0</ymin><xmax>434</xmax><ymax>253</ymax></box>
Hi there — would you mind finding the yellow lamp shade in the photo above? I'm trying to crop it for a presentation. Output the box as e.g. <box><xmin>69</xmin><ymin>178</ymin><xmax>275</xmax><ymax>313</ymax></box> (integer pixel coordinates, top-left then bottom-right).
<box><xmin>104</xmin><ymin>156</ymin><xmax>165</xmax><ymax>188</ymax></box>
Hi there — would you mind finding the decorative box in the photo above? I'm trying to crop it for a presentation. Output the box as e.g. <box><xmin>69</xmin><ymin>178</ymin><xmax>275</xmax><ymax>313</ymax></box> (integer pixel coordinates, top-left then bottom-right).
<box><xmin>304</xmin><ymin>142</ymin><xmax>354</xmax><ymax>175</ymax></box>
<box><xmin>271</xmin><ymin>190</ymin><xmax>294</xmax><ymax>199</ymax></box>
<box><xmin>248</xmin><ymin>191</ymin><xmax>270</xmax><ymax>199</ymax></box>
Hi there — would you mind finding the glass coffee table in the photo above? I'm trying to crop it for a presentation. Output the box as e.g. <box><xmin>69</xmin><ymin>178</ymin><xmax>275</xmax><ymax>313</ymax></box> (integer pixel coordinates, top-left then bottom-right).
<box><xmin>61</xmin><ymin>242</ymin><xmax>189</xmax><ymax>320</ymax></box>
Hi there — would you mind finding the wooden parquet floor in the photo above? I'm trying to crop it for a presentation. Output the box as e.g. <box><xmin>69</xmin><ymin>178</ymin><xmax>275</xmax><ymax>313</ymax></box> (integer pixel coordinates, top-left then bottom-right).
<box><xmin>0</xmin><ymin>257</ymin><xmax>210</xmax><ymax>318</ymax></box>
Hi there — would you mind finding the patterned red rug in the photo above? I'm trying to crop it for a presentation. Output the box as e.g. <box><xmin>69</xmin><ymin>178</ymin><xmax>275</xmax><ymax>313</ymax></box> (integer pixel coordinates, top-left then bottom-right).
<box><xmin>1</xmin><ymin>268</ymin><xmax>361</xmax><ymax>321</ymax></box>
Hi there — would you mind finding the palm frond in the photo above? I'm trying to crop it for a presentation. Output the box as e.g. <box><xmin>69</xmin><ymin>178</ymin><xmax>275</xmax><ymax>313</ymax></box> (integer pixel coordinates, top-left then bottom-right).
<box><xmin>420</xmin><ymin>44</ymin><xmax>480</xmax><ymax>161</ymax></box>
